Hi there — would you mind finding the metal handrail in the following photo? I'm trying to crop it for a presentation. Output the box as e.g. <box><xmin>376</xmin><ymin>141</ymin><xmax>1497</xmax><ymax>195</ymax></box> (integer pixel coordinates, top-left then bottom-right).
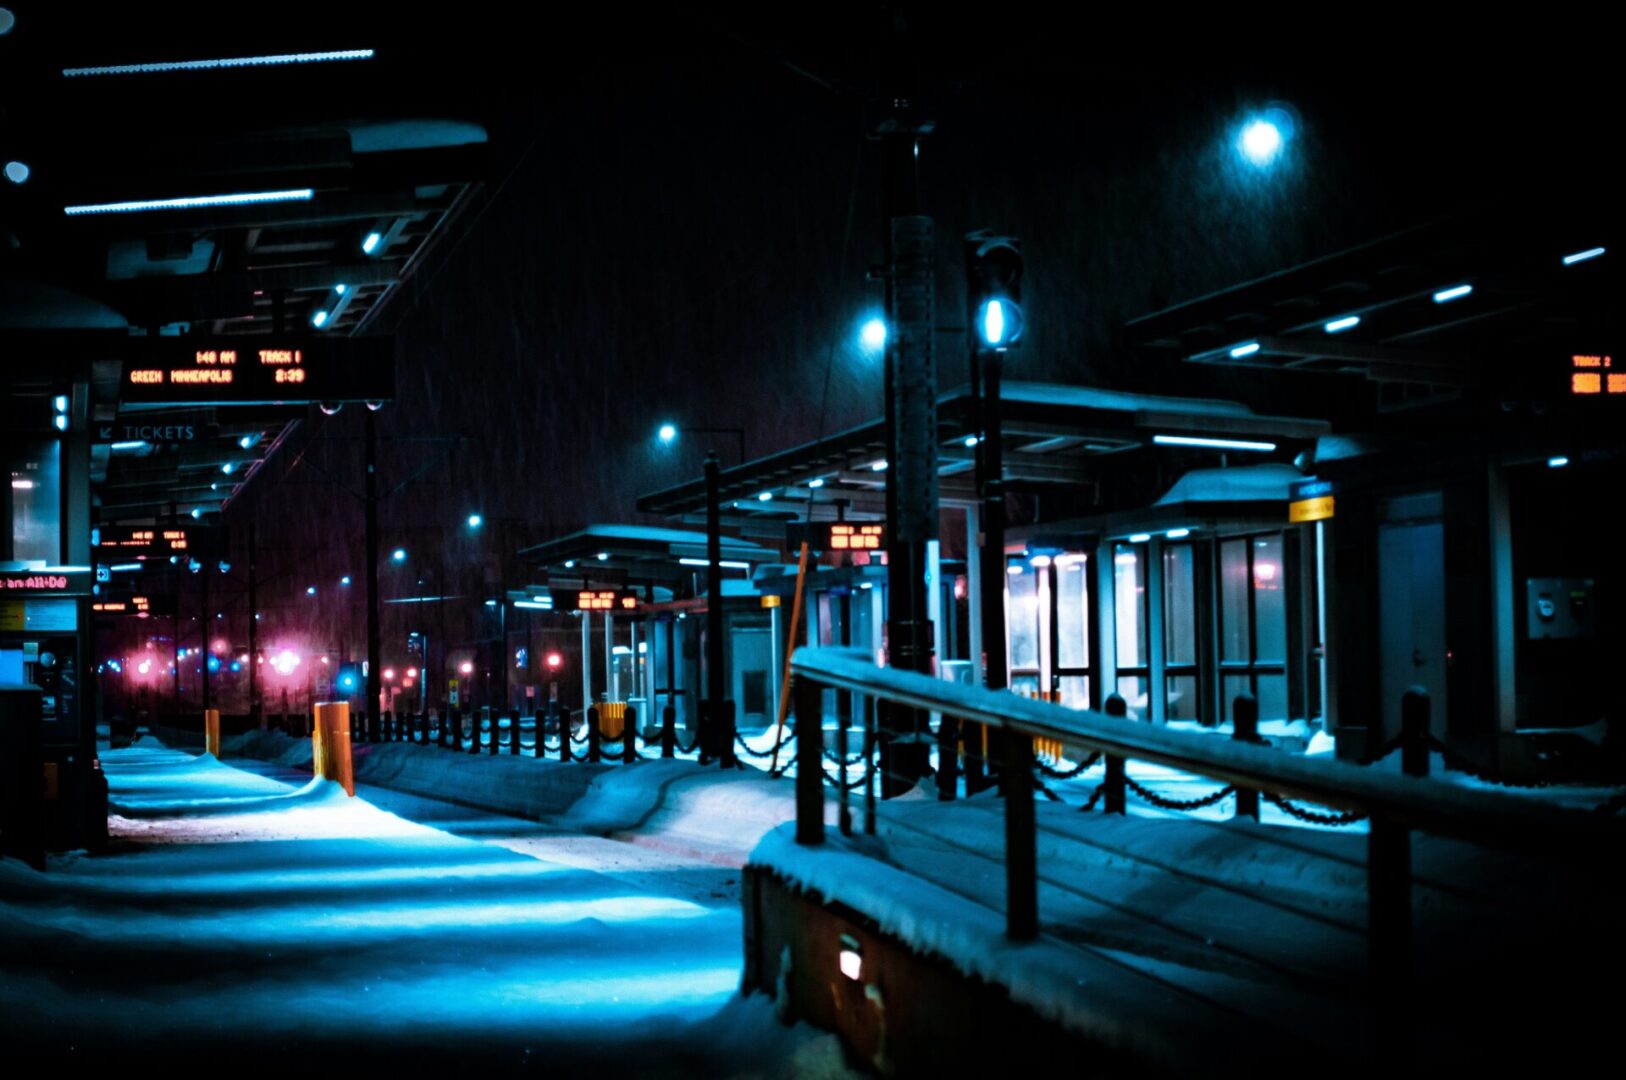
<box><xmin>789</xmin><ymin>644</ymin><xmax>1624</xmax><ymax>981</ymax></box>
<box><xmin>790</xmin><ymin>647</ymin><xmax>1621</xmax><ymax>856</ymax></box>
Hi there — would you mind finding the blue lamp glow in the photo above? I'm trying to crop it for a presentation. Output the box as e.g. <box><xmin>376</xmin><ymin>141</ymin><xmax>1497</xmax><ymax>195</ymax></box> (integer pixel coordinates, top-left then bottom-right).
<box><xmin>1433</xmin><ymin>284</ymin><xmax>1473</xmax><ymax>303</ymax></box>
<box><xmin>658</xmin><ymin>422</ymin><xmax>677</xmax><ymax>445</ymax></box>
<box><xmin>4</xmin><ymin>160</ymin><xmax>28</xmax><ymax>184</ymax></box>
<box><xmin>391</xmin><ymin>548</ymin><xmax>406</xmax><ymax>563</ymax></box>
<box><xmin>1325</xmin><ymin>315</ymin><xmax>1361</xmax><ymax>334</ymax></box>
<box><xmin>362</xmin><ymin>231</ymin><xmax>383</xmax><ymax>255</ymax></box>
<box><xmin>860</xmin><ymin>317</ymin><xmax>887</xmax><ymax>352</ymax></box>
<box><xmin>64</xmin><ymin>188</ymin><xmax>314</xmax><ymax>216</ymax></box>
<box><xmin>1237</xmin><ymin>105</ymin><xmax>1296</xmax><ymax>167</ymax></box>
<box><xmin>467</xmin><ymin>514</ymin><xmax>483</xmax><ymax>529</ymax></box>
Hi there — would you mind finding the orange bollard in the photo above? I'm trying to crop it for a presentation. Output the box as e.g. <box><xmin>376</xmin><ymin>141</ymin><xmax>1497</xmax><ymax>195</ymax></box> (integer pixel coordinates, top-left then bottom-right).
<box><xmin>204</xmin><ymin>708</ymin><xmax>222</xmax><ymax>758</ymax></box>
<box><xmin>312</xmin><ymin>701</ymin><xmax>356</xmax><ymax>796</ymax></box>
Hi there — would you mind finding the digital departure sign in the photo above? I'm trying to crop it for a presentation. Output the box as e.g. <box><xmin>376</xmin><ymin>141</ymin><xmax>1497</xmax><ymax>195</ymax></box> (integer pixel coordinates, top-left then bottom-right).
<box><xmin>826</xmin><ymin>523</ymin><xmax>884</xmax><ymax>551</ymax></box>
<box><xmin>786</xmin><ymin>520</ymin><xmax>888</xmax><ymax>554</ymax></box>
<box><xmin>576</xmin><ymin>589</ymin><xmax>640</xmax><ymax>612</ymax></box>
<box><xmin>1569</xmin><ymin>353</ymin><xmax>1625</xmax><ymax>396</ymax></box>
<box><xmin>95</xmin><ymin>526</ymin><xmax>198</xmax><ymax>554</ymax></box>
<box><xmin>119</xmin><ymin>337</ymin><xmax>394</xmax><ymax>407</ymax></box>
<box><xmin>1</xmin><ymin>570</ymin><xmax>93</xmax><ymax>595</ymax></box>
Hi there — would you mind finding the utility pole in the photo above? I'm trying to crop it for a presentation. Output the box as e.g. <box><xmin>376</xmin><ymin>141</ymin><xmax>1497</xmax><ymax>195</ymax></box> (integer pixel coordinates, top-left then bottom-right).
<box><xmin>364</xmin><ymin>407</ymin><xmax>381</xmax><ymax>742</ymax></box>
<box><xmin>878</xmin><ymin>79</ymin><xmax>938</xmax><ymax>793</ymax></box>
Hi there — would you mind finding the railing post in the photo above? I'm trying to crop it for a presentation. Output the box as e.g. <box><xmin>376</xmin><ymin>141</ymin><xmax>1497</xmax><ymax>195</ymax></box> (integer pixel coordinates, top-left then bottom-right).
<box><xmin>661</xmin><ymin>704</ymin><xmax>676</xmax><ymax>758</ymax></box>
<box><xmin>624</xmin><ymin>705</ymin><xmax>638</xmax><ymax>763</ymax></box>
<box><xmin>1004</xmin><ymin>727</ymin><xmax>1038</xmax><ymax>940</ymax></box>
<box><xmin>719</xmin><ymin>699</ymin><xmax>738</xmax><ymax>769</ymax></box>
<box><xmin>864</xmin><ymin>696</ymin><xmax>878</xmax><ymax>836</ymax></box>
<box><xmin>1103</xmin><ymin>693</ymin><xmax>1128</xmax><ymax>814</ymax></box>
<box><xmin>794</xmin><ymin>674</ymin><xmax>824</xmax><ymax>846</ymax></box>
<box><xmin>838</xmin><ymin>695</ymin><xmax>854</xmax><ymax>836</ymax></box>
<box><xmin>1232</xmin><ymin>692</ymin><xmax>1261</xmax><ymax>822</ymax></box>
<box><xmin>511</xmin><ymin>710</ymin><xmax>523</xmax><ymax>755</ymax></box>
<box><xmin>1401</xmin><ymin>687</ymin><xmax>1430</xmax><ymax>778</ymax></box>
<box><xmin>486</xmin><ymin>706</ymin><xmax>498</xmax><ymax>755</ymax></box>
<box><xmin>559</xmin><ymin>706</ymin><xmax>572</xmax><ymax>762</ymax></box>
<box><xmin>587</xmin><ymin>705</ymin><xmax>601</xmax><ymax>763</ymax></box>
<box><xmin>468</xmin><ymin>707</ymin><xmax>482</xmax><ymax>754</ymax></box>
<box><xmin>936</xmin><ymin>714</ymin><xmax>959</xmax><ymax>801</ymax></box>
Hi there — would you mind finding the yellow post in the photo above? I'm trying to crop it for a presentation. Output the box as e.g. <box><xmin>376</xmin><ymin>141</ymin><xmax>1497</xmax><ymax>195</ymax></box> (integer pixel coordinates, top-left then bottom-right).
<box><xmin>204</xmin><ymin>708</ymin><xmax>222</xmax><ymax>758</ymax></box>
<box><xmin>312</xmin><ymin>701</ymin><xmax>356</xmax><ymax>796</ymax></box>
<box><xmin>598</xmin><ymin>701</ymin><xmax>627</xmax><ymax>741</ymax></box>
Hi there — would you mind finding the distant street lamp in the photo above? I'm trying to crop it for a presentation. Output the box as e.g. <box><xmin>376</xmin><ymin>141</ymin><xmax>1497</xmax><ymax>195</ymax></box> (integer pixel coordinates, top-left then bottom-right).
<box><xmin>859</xmin><ymin>316</ymin><xmax>888</xmax><ymax>354</ymax></box>
<box><xmin>1237</xmin><ymin>104</ymin><xmax>1297</xmax><ymax>168</ymax></box>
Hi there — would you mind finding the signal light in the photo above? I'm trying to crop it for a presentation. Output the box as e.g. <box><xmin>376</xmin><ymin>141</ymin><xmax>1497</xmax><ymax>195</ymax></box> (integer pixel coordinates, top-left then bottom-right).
<box><xmin>965</xmin><ymin>230</ymin><xmax>1024</xmax><ymax>349</ymax></box>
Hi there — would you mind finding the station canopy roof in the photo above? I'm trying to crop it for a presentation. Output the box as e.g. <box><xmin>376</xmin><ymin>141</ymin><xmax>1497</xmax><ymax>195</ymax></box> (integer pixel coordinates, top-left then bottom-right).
<box><xmin>1</xmin><ymin>17</ymin><xmax>488</xmax><ymax>525</ymax></box>
<box><xmin>637</xmin><ymin>382</ymin><xmax>1326</xmax><ymax>537</ymax></box>
<box><xmin>1123</xmin><ymin>197</ymin><xmax>1621</xmax><ymax>395</ymax></box>
<box><xmin>518</xmin><ymin>524</ymin><xmax>780</xmax><ymax>591</ymax></box>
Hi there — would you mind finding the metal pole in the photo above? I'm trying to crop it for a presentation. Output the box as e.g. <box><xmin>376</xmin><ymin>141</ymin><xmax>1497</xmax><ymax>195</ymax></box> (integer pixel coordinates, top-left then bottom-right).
<box><xmin>248</xmin><ymin>520</ymin><xmax>261</xmax><ymax>729</ymax></box>
<box><xmin>705</xmin><ymin>451</ymin><xmax>732</xmax><ymax>766</ymax></box>
<box><xmin>364</xmin><ymin>408</ymin><xmax>381</xmax><ymax>743</ymax></box>
<box><xmin>199</xmin><ymin>559</ymin><xmax>211</xmax><ymax>714</ymax></box>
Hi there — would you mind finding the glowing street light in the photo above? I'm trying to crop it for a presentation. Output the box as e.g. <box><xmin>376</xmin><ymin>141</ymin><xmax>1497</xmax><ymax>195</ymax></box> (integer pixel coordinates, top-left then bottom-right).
<box><xmin>1237</xmin><ymin>104</ymin><xmax>1297</xmax><ymax>168</ymax></box>
<box><xmin>391</xmin><ymin>548</ymin><xmax>406</xmax><ymax>563</ymax></box>
<box><xmin>467</xmin><ymin>514</ymin><xmax>483</xmax><ymax>529</ymax></box>
<box><xmin>859</xmin><ymin>316</ymin><xmax>887</xmax><ymax>353</ymax></box>
<box><xmin>459</xmin><ymin>660</ymin><xmax>474</xmax><ymax>675</ymax></box>
<box><xmin>658</xmin><ymin>422</ymin><xmax>678</xmax><ymax>445</ymax></box>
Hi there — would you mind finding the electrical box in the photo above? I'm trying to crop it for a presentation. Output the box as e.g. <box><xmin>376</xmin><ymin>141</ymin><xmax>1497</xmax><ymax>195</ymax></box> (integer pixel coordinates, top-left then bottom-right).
<box><xmin>1525</xmin><ymin>577</ymin><xmax>1597</xmax><ymax>639</ymax></box>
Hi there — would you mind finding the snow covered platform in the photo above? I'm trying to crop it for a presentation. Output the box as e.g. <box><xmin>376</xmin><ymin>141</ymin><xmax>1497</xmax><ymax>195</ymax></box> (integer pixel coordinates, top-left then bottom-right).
<box><xmin>0</xmin><ymin>743</ymin><xmax>851</xmax><ymax>1073</ymax></box>
<box><xmin>745</xmin><ymin>792</ymin><xmax>1620</xmax><ymax>1076</ymax></box>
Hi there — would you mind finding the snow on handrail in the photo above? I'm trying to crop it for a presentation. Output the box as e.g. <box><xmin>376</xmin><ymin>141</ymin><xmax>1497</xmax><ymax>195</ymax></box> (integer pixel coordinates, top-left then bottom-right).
<box><xmin>789</xmin><ymin>647</ymin><xmax>1622</xmax><ymax>855</ymax></box>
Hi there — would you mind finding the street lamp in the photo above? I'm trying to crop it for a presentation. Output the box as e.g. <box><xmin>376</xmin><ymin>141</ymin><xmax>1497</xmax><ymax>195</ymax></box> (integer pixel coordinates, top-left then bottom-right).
<box><xmin>859</xmin><ymin>316</ymin><xmax>888</xmax><ymax>354</ymax></box>
<box><xmin>1237</xmin><ymin>104</ymin><xmax>1297</xmax><ymax>168</ymax></box>
<box><xmin>653</xmin><ymin>422</ymin><xmax>746</xmax><ymax>465</ymax></box>
<box><xmin>467</xmin><ymin>514</ymin><xmax>483</xmax><ymax>529</ymax></box>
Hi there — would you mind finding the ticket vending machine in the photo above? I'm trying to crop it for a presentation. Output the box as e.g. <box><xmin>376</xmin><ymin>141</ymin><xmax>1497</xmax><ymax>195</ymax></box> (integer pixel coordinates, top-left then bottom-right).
<box><xmin>0</xmin><ymin>568</ymin><xmax>105</xmax><ymax>855</ymax></box>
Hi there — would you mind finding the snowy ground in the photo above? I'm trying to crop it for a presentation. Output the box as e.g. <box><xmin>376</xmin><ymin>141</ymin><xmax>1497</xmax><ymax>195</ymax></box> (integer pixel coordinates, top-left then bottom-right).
<box><xmin>0</xmin><ymin>742</ymin><xmax>856</xmax><ymax>1075</ymax></box>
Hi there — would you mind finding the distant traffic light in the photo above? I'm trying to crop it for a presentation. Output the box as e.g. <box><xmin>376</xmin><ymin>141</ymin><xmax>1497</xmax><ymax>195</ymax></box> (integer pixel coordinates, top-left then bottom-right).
<box><xmin>336</xmin><ymin>663</ymin><xmax>361</xmax><ymax>693</ymax></box>
<box><xmin>965</xmin><ymin>230</ymin><xmax>1024</xmax><ymax>349</ymax></box>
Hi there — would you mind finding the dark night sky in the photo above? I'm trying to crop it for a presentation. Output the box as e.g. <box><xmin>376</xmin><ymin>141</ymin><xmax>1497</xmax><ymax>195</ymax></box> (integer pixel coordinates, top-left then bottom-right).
<box><xmin>198</xmin><ymin>13</ymin><xmax>1608</xmax><ymax>663</ymax></box>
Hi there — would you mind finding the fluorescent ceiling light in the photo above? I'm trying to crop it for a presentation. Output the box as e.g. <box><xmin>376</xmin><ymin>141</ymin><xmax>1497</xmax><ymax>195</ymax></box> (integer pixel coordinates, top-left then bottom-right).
<box><xmin>1562</xmin><ymin>247</ymin><xmax>1605</xmax><ymax>266</ymax></box>
<box><xmin>1166</xmin><ymin>528</ymin><xmax>1192</xmax><ymax>539</ymax></box>
<box><xmin>1153</xmin><ymin>434</ymin><xmax>1277</xmax><ymax>452</ymax></box>
<box><xmin>1432</xmin><ymin>284</ymin><xmax>1473</xmax><ymax>303</ymax></box>
<box><xmin>1229</xmin><ymin>341</ymin><xmax>1261</xmax><ymax>359</ymax></box>
<box><xmin>63</xmin><ymin>50</ymin><xmax>375</xmax><ymax>78</ymax></box>
<box><xmin>1324</xmin><ymin>315</ymin><xmax>1360</xmax><ymax>333</ymax></box>
<box><xmin>64</xmin><ymin>188</ymin><xmax>314</xmax><ymax>216</ymax></box>
<box><xmin>1127</xmin><ymin>533</ymin><xmax>1151</xmax><ymax>543</ymax></box>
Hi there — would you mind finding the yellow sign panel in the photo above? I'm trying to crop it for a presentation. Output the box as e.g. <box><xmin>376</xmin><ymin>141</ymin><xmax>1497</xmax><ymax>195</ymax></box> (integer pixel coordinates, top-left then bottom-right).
<box><xmin>760</xmin><ymin>594</ymin><xmax>781</xmax><ymax>609</ymax></box>
<box><xmin>0</xmin><ymin>602</ymin><xmax>23</xmax><ymax>631</ymax></box>
<box><xmin>1289</xmin><ymin>495</ymin><xmax>1335</xmax><ymax>523</ymax></box>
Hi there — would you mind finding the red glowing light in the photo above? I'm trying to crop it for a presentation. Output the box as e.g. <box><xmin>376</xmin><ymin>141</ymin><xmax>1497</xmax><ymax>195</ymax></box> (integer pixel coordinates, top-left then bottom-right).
<box><xmin>546</xmin><ymin>653</ymin><xmax>563</xmax><ymax>670</ymax></box>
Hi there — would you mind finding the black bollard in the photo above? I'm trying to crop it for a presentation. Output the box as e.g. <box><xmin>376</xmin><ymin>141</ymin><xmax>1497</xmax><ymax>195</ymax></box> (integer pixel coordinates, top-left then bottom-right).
<box><xmin>1401</xmin><ymin>688</ymin><xmax>1430</xmax><ymax>778</ymax></box>
<box><xmin>559</xmin><ymin>706</ymin><xmax>572</xmax><ymax>762</ymax></box>
<box><xmin>1232</xmin><ymin>692</ymin><xmax>1261</xmax><ymax>821</ymax></box>
<box><xmin>1103</xmin><ymin>693</ymin><xmax>1128</xmax><ymax>814</ymax></box>
<box><xmin>587</xmin><ymin>705</ymin><xmax>601</xmax><ymax>763</ymax></box>
<box><xmin>661</xmin><ymin>704</ymin><xmax>677</xmax><ymax>758</ymax></box>
<box><xmin>511</xmin><ymin>711</ymin><xmax>523</xmax><ymax>755</ymax></box>
<box><xmin>624</xmin><ymin>706</ymin><xmax>638</xmax><ymax>764</ymax></box>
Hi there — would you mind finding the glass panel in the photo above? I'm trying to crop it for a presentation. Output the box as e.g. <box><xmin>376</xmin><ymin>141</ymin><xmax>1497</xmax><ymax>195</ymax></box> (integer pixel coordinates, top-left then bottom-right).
<box><xmin>1162</xmin><ymin>544</ymin><xmax>1197</xmax><ymax>666</ymax></box>
<box><xmin>1058</xmin><ymin>675</ymin><xmax>1090</xmax><ymax>711</ymax></box>
<box><xmin>1007</xmin><ymin>565</ymin><xmax>1040</xmax><ymax>671</ymax></box>
<box><xmin>1113</xmin><ymin>544</ymin><xmax>1147</xmax><ymax>667</ymax></box>
<box><xmin>1166</xmin><ymin>674</ymin><xmax>1199</xmax><ymax>722</ymax></box>
<box><xmin>1009</xmin><ymin>674</ymin><xmax>1041</xmax><ymax>699</ymax></box>
<box><xmin>1222</xmin><ymin>673</ymin><xmax>1253</xmax><ymax>724</ymax></box>
<box><xmin>1115</xmin><ymin>675</ymin><xmax>1149</xmax><ymax>721</ymax></box>
<box><xmin>1257</xmin><ymin>673</ymin><xmax>1289</xmax><ymax>723</ymax></box>
<box><xmin>1252</xmin><ymin>535</ymin><xmax>1287</xmax><ymax>664</ymax></box>
<box><xmin>1055</xmin><ymin>554</ymin><xmax>1090</xmax><ymax>670</ymax></box>
<box><xmin>9</xmin><ymin>440</ymin><xmax>62</xmax><ymax>565</ymax></box>
<box><xmin>1220</xmin><ymin>539</ymin><xmax>1251</xmax><ymax>663</ymax></box>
